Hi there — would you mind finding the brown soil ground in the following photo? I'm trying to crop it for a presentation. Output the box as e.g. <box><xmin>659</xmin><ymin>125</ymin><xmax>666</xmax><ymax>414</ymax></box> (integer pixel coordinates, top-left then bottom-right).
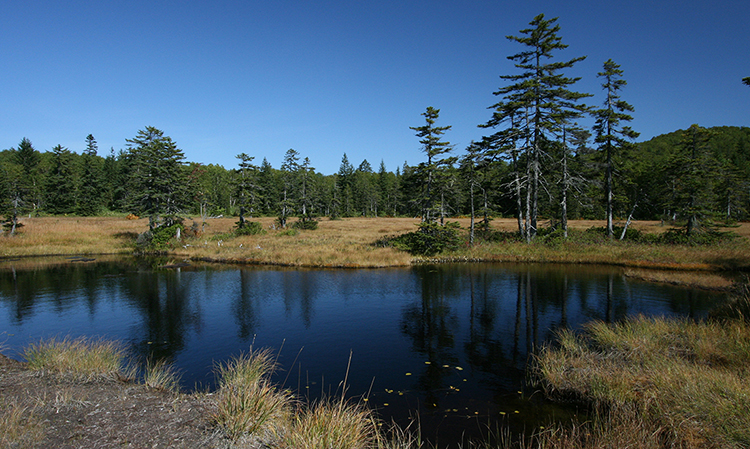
<box><xmin>0</xmin><ymin>354</ymin><xmax>224</xmax><ymax>448</ymax></box>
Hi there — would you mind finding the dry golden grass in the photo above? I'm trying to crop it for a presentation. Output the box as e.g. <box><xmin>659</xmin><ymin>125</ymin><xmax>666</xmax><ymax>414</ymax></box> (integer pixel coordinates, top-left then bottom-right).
<box><xmin>22</xmin><ymin>336</ymin><xmax>135</xmax><ymax>382</ymax></box>
<box><xmin>534</xmin><ymin>315</ymin><xmax>750</xmax><ymax>448</ymax></box>
<box><xmin>180</xmin><ymin>216</ymin><xmax>416</xmax><ymax>267</ymax></box>
<box><xmin>0</xmin><ymin>216</ymin><xmax>144</xmax><ymax>256</ymax></box>
<box><xmin>0</xmin><ymin>399</ymin><xmax>44</xmax><ymax>448</ymax></box>
<box><xmin>3</xmin><ymin>216</ymin><xmax>750</xmax><ymax>275</ymax></box>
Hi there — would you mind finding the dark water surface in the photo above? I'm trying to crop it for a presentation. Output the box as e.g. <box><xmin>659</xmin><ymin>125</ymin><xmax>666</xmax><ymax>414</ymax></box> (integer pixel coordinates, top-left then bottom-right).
<box><xmin>0</xmin><ymin>257</ymin><xmax>729</xmax><ymax>446</ymax></box>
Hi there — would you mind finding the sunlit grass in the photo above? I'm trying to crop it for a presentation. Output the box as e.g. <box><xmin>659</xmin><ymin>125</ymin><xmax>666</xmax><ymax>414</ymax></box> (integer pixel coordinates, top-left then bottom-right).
<box><xmin>212</xmin><ymin>348</ymin><xmax>291</xmax><ymax>442</ymax></box>
<box><xmin>278</xmin><ymin>398</ymin><xmax>380</xmax><ymax>449</ymax></box>
<box><xmin>0</xmin><ymin>216</ymin><xmax>142</xmax><ymax>256</ymax></box>
<box><xmin>3</xmin><ymin>216</ymin><xmax>750</xmax><ymax>272</ymax></box>
<box><xmin>22</xmin><ymin>336</ymin><xmax>135</xmax><ymax>381</ymax></box>
<box><xmin>534</xmin><ymin>312</ymin><xmax>750</xmax><ymax>448</ymax></box>
<box><xmin>143</xmin><ymin>358</ymin><xmax>182</xmax><ymax>393</ymax></box>
<box><xmin>0</xmin><ymin>399</ymin><xmax>44</xmax><ymax>448</ymax></box>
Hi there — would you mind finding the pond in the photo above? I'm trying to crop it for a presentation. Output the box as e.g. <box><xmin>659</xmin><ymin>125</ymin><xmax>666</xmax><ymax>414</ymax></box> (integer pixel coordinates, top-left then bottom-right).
<box><xmin>0</xmin><ymin>257</ymin><xmax>730</xmax><ymax>446</ymax></box>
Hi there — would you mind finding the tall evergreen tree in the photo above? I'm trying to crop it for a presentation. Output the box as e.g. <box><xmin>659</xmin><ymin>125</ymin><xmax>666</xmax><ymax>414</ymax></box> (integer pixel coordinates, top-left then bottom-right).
<box><xmin>336</xmin><ymin>153</ymin><xmax>354</xmax><ymax>216</ymax></box>
<box><xmin>125</xmin><ymin>127</ymin><xmax>188</xmax><ymax>231</ymax></box>
<box><xmin>666</xmin><ymin>124</ymin><xmax>719</xmax><ymax>235</ymax></box>
<box><xmin>44</xmin><ymin>145</ymin><xmax>77</xmax><ymax>214</ymax></box>
<box><xmin>14</xmin><ymin>138</ymin><xmax>42</xmax><ymax>215</ymax></box>
<box><xmin>743</xmin><ymin>77</ymin><xmax>750</xmax><ymax>86</ymax></box>
<box><xmin>484</xmin><ymin>14</ymin><xmax>590</xmax><ymax>240</ymax></box>
<box><xmin>235</xmin><ymin>153</ymin><xmax>258</xmax><ymax>229</ymax></box>
<box><xmin>593</xmin><ymin>59</ymin><xmax>639</xmax><ymax>238</ymax></box>
<box><xmin>410</xmin><ymin>106</ymin><xmax>453</xmax><ymax>222</ymax></box>
<box><xmin>278</xmin><ymin>148</ymin><xmax>300</xmax><ymax>228</ymax></box>
<box><xmin>77</xmin><ymin>134</ymin><xmax>104</xmax><ymax>215</ymax></box>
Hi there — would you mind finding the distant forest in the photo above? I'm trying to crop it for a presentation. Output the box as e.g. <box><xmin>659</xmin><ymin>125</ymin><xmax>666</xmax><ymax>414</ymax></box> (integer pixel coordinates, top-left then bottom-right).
<box><xmin>2</xmin><ymin>125</ymin><xmax>748</xmax><ymax>232</ymax></box>
<box><xmin>2</xmin><ymin>15</ymin><xmax>749</xmax><ymax>240</ymax></box>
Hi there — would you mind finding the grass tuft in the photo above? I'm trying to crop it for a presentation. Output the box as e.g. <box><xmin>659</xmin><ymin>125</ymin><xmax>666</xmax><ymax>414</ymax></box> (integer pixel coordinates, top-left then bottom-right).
<box><xmin>278</xmin><ymin>398</ymin><xmax>379</xmax><ymax>449</ymax></box>
<box><xmin>143</xmin><ymin>358</ymin><xmax>182</xmax><ymax>393</ymax></box>
<box><xmin>22</xmin><ymin>336</ymin><xmax>134</xmax><ymax>381</ymax></box>
<box><xmin>534</xmin><ymin>312</ymin><xmax>750</xmax><ymax>448</ymax></box>
<box><xmin>212</xmin><ymin>348</ymin><xmax>291</xmax><ymax>442</ymax></box>
<box><xmin>0</xmin><ymin>399</ymin><xmax>44</xmax><ymax>448</ymax></box>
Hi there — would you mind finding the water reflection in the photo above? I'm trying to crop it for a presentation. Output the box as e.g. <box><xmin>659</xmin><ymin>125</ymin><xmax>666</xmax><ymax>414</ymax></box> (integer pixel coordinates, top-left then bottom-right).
<box><xmin>0</xmin><ymin>258</ymin><xmax>729</xmax><ymax>445</ymax></box>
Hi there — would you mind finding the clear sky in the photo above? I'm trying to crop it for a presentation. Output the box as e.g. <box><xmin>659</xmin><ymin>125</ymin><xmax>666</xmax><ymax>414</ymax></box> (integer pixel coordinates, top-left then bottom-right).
<box><xmin>2</xmin><ymin>0</ymin><xmax>748</xmax><ymax>175</ymax></box>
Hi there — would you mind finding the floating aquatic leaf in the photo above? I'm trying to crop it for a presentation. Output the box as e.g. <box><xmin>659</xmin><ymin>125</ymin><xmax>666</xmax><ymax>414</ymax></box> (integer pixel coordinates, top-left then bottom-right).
<box><xmin>405</xmin><ymin>372</ymin><xmax>412</xmax><ymax>376</ymax></box>
<box><xmin>425</xmin><ymin>361</ymin><xmax>431</xmax><ymax>364</ymax></box>
<box><xmin>456</xmin><ymin>366</ymin><xmax>463</xmax><ymax>371</ymax></box>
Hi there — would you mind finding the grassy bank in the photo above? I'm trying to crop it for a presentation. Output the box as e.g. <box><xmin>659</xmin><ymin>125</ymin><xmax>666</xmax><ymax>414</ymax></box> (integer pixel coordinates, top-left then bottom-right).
<box><xmin>530</xmin><ymin>290</ymin><xmax>750</xmax><ymax>449</ymax></box>
<box><xmin>0</xmin><ymin>337</ymin><xmax>418</xmax><ymax>448</ymax></box>
<box><xmin>2</xmin><ymin>216</ymin><xmax>750</xmax><ymax>274</ymax></box>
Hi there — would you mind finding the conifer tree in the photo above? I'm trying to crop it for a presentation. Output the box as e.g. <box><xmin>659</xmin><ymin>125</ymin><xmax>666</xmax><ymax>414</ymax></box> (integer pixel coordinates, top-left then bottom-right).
<box><xmin>44</xmin><ymin>145</ymin><xmax>77</xmax><ymax>214</ymax></box>
<box><xmin>125</xmin><ymin>127</ymin><xmax>188</xmax><ymax>231</ymax></box>
<box><xmin>483</xmin><ymin>14</ymin><xmax>589</xmax><ymax>240</ymax></box>
<box><xmin>235</xmin><ymin>153</ymin><xmax>258</xmax><ymax>229</ymax></box>
<box><xmin>593</xmin><ymin>59</ymin><xmax>639</xmax><ymax>238</ymax></box>
<box><xmin>410</xmin><ymin>106</ymin><xmax>453</xmax><ymax>222</ymax></box>
<box><xmin>666</xmin><ymin>124</ymin><xmax>719</xmax><ymax>235</ymax></box>
<box><xmin>14</xmin><ymin>138</ymin><xmax>41</xmax><ymax>215</ymax></box>
<box><xmin>77</xmin><ymin>134</ymin><xmax>104</xmax><ymax>216</ymax></box>
<box><xmin>278</xmin><ymin>148</ymin><xmax>300</xmax><ymax>228</ymax></box>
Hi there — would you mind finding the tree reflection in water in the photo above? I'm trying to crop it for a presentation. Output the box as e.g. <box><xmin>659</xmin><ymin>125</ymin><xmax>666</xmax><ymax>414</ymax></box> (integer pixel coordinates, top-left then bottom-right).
<box><xmin>0</xmin><ymin>258</ymin><xmax>729</xmax><ymax>446</ymax></box>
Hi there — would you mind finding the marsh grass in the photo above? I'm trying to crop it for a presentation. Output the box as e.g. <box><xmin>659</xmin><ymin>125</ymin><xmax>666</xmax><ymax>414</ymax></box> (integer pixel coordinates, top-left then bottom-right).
<box><xmin>279</xmin><ymin>398</ymin><xmax>380</xmax><ymax>449</ymax></box>
<box><xmin>0</xmin><ymin>399</ymin><xmax>44</xmax><ymax>448</ymax></box>
<box><xmin>212</xmin><ymin>349</ymin><xmax>291</xmax><ymax>442</ymax></box>
<box><xmin>534</xmin><ymin>313</ymin><xmax>750</xmax><ymax>448</ymax></box>
<box><xmin>3</xmin><ymin>216</ymin><xmax>750</xmax><ymax>272</ymax></box>
<box><xmin>143</xmin><ymin>357</ymin><xmax>182</xmax><ymax>393</ymax></box>
<box><xmin>23</xmin><ymin>336</ymin><xmax>135</xmax><ymax>381</ymax></box>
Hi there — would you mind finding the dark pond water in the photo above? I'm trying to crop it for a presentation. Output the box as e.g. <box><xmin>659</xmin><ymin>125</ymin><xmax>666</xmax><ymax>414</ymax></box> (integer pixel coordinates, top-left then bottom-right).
<box><xmin>0</xmin><ymin>257</ymin><xmax>730</xmax><ymax>446</ymax></box>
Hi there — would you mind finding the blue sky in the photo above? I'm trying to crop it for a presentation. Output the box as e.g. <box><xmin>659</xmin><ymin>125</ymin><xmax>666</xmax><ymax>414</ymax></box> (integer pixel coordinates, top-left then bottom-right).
<box><xmin>2</xmin><ymin>0</ymin><xmax>748</xmax><ymax>175</ymax></box>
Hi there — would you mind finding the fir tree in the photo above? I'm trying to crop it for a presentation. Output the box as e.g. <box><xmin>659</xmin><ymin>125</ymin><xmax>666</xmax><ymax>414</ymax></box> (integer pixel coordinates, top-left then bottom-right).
<box><xmin>44</xmin><ymin>145</ymin><xmax>77</xmax><ymax>214</ymax></box>
<box><xmin>77</xmin><ymin>134</ymin><xmax>104</xmax><ymax>215</ymax></box>
<box><xmin>593</xmin><ymin>59</ymin><xmax>639</xmax><ymax>238</ymax></box>
<box><xmin>410</xmin><ymin>106</ymin><xmax>453</xmax><ymax>222</ymax></box>
<box><xmin>126</xmin><ymin>127</ymin><xmax>188</xmax><ymax>231</ymax></box>
<box><xmin>484</xmin><ymin>14</ymin><xmax>590</xmax><ymax>240</ymax></box>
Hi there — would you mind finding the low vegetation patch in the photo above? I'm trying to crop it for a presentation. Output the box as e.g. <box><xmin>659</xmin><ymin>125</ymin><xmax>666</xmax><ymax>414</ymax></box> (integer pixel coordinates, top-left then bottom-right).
<box><xmin>382</xmin><ymin>221</ymin><xmax>462</xmax><ymax>256</ymax></box>
<box><xmin>22</xmin><ymin>336</ymin><xmax>134</xmax><ymax>381</ymax></box>
<box><xmin>212</xmin><ymin>349</ymin><xmax>291</xmax><ymax>443</ymax></box>
<box><xmin>533</xmin><ymin>300</ymin><xmax>750</xmax><ymax>448</ymax></box>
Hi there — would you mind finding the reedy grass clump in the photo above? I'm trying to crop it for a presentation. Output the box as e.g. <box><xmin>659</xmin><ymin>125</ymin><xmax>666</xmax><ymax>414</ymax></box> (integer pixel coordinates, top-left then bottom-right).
<box><xmin>0</xmin><ymin>399</ymin><xmax>44</xmax><ymax>448</ymax></box>
<box><xmin>143</xmin><ymin>357</ymin><xmax>182</xmax><ymax>393</ymax></box>
<box><xmin>23</xmin><ymin>336</ymin><xmax>135</xmax><ymax>381</ymax></box>
<box><xmin>212</xmin><ymin>349</ymin><xmax>291</xmax><ymax>442</ymax></box>
<box><xmin>278</xmin><ymin>398</ymin><xmax>379</xmax><ymax>449</ymax></box>
<box><xmin>534</xmin><ymin>314</ymin><xmax>750</xmax><ymax>448</ymax></box>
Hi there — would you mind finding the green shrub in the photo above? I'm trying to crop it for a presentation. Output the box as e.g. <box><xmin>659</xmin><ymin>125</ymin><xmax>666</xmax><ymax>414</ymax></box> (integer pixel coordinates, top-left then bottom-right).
<box><xmin>292</xmin><ymin>218</ymin><xmax>318</xmax><ymax>230</ymax></box>
<box><xmin>390</xmin><ymin>221</ymin><xmax>462</xmax><ymax>256</ymax></box>
<box><xmin>659</xmin><ymin>228</ymin><xmax>735</xmax><ymax>245</ymax></box>
<box><xmin>235</xmin><ymin>221</ymin><xmax>265</xmax><ymax>236</ymax></box>
<box><xmin>137</xmin><ymin>222</ymin><xmax>184</xmax><ymax>250</ymax></box>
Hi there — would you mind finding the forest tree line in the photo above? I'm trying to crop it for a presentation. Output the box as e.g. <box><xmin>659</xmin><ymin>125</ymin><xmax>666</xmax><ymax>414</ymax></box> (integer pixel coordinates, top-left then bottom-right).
<box><xmin>2</xmin><ymin>15</ymin><xmax>749</xmax><ymax>239</ymax></box>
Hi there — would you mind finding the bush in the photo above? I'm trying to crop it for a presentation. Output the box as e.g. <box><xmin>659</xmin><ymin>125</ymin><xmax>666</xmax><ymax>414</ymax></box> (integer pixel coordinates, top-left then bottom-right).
<box><xmin>292</xmin><ymin>218</ymin><xmax>318</xmax><ymax>230</ymax></box>
<box><xmin>137</xmin><ymin>222</ymin><xmax>184</xmax><ymax>250</ymax></box>
<box><xmin>235</xmin><ymin>221</ymin><xmax>265</xmax><ymax>236</ymax></box>
<box><xmin>390</xmin><ymin>221</ymin><xmax>462</xmax><ymax>256</ymax></box>
<box><xmin>659</xmin><ymin>228</ymin><xmax>735</xmax><ymax>245</ymax></box>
